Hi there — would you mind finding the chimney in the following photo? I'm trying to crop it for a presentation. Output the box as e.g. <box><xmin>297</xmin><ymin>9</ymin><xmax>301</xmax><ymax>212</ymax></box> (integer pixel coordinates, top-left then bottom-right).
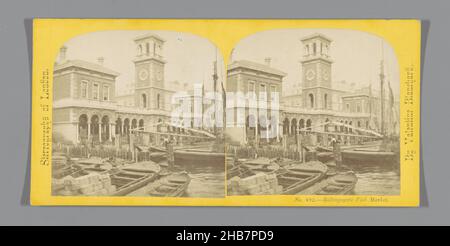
<box><xmin>264</xmin><ymin>57</ymin><xmax>271</xmax><ymax>67</ymax></box>
<box><xmin>59</xmin><ymin>46</ymin><xmax>67</xmax><ymax>62</ymax></box>
<box><xmin>97</xmin><ymin>57</ymin><xmax>104</xmax><ymax>66</ymax></box>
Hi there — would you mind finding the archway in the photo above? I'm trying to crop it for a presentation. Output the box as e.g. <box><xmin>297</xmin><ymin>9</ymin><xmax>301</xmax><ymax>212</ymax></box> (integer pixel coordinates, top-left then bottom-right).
<box><xmin>283</xmin><ymin>118</ymin><xmax>290</xmax><ymax>135</ymax></box>
<box><xmin>291</xmin><ymin>118</ymin><xmax>297</xmax><ymax>136</ymax></box>
<box><xmin>90</xmin><ymin>115</ymin><xmax>100</xmax><ymax>142</ymax></box>
<box><xmin>139</xmin><ymin>119</ymin><xmax>144</xmax><ymax>130</ymax></box>
<box><xmin>124</xmin><ymin>118</ymin><xmax>130</xmax><ymax>135</ymax></box>
<box><xmin>101</xmin><ymin>115</ymin><xmax>110</xmax><ymax>142</ymax></box>
<box><xmin>115</xmin><ymin>118</ymin><xmax>122</xmax><ymax>135</ymax></box>
<box><xmin>131</xmin><ymin>119</ymin><xmax>138</xmax><ymax>131</ymax></box>
<box><xmin>299</xmin><ymin>119</ymin><xmax>305</xmax><ymax>133</ymax></box>
<box><xmin>78</xmin><ymin>114</ymin><xmax>88</xmax><ymax>141</ymax></box>
<box><xmin>306</xmin><ymin>119</ymin><xmax>312</xmax><ymax>131</ymax></box>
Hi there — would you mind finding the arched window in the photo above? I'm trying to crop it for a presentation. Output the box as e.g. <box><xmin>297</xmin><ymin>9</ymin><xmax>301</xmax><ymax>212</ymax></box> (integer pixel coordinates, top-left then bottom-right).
<box><xmin>157</xmin><ymin>93</ymin><xmax>161</xmax><ymax>109</ymax></box>
<box><xmin>141</xmin><ymin>93</ymin><xmax>147</xmax><ymax>108</ymax></box>
<box><xmin>324</xmin><ymin>93</ymin><xmax>328</xmax><ymax>109</ymax></box>
<box><xmin>306</xmin><ymin>119</ymin><xmax>312</xmax><ymax>131</ymax></box>
<box><xmin>101</xmin><ymin>116</ymin><xmax>110</xmax><ymax>142</ymax></box>
<box><xmin>124</xmin><ymin>118</ymin><xmax>130</xmax><ymax>135</ymax></box>
<box><xmin>146</xmin><ymin>43</ymin><xmax>150</xmax><ymax>55</ymax></box>
<box><xmin>115</xmin><ymin>118</ymin><xmax>122</xmax><ymax>135</ymax></box>
<box><xmin>78</xmin><ymin>114</ymin><xmax>88</xmax><ymax>141</ymax></box>
<box><xmin>131</xmin><ymin>119</ymin><xmax>137</xmax><ymax>131</ymax></box>
<box><xmin>137</xmin><ymin>45</ymin><xmax>142</xmax><ymax>56</ymax></box>
<box><xmin>309</xmin><ymin>93</ymin><xmax>314</xmax><ymax>109</ymax></box>
<box><xmin>139</xmin><ymin>119</ymin><xmax>144</xmax><ymax>130</ymax></box>
<box><xmin>299</xmin><ymin>119</ymin><xmax>305</xmax><ymax>133</ymax></box>
<box><xmin>291</xmin><ymin>118</ymin><xmax>297</xmax><ymax>136</ymax></box>
<box><xmin>283</xmin><ymin>118</ymin><xmax>290</xmax><ymax>135</ymax></box>
<box><xmin>90</xmin><ymin>115</ymin><xmax>100</xmax><ymax>142</ymax></box>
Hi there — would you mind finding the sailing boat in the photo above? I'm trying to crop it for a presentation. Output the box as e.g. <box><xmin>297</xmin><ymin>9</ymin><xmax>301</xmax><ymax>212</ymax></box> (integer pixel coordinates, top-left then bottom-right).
<box><xmin>173</xmin><ymin>57</ymin><xmax>226</xmax><ymax>167</ymax></box>
<box><xmin>338</xmin><ymin>59</ymin><xmax>399</xmax><ymax>165</ymax></box>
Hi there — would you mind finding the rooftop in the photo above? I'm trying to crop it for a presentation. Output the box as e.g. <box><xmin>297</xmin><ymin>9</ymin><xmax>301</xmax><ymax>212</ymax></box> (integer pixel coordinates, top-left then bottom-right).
<box><xmin>54</xmin><ymin>59</ymin><xmax>120</xmax><ymax>77</ymax></box>
<box><xmin>301</xmin><ymin>33</ymin><xmax>333</xmax><ymax>42</ymax></box>
<box><xmin>133</xmin><ymin>33</ymin><xmax>166</xmax><ymax>43</ymax></box>
<box><xmin>228</xmin><ymin>60</ymin><xmax>287</xmax><ymax>77</ymax></box>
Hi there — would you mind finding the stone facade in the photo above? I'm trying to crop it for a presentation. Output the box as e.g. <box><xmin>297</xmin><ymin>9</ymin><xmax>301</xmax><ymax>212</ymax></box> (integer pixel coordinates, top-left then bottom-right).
<box><xmin>52</xmin><ymin>34</ymin><xmax>173</xmax><ymax>146</ymax></box>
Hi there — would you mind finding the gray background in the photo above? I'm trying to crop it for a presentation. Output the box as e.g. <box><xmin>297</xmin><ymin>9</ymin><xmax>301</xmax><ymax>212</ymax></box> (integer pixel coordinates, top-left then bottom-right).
<box><xmin>0</xmin><ymin>0</ymin><xmax>446</xmax><ymax>225</ymax></box>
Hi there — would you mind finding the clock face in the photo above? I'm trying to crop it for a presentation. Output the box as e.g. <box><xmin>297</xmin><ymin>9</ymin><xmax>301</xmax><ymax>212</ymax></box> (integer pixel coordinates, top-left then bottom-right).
<box><xmin>322</xmin><ymin>69</ymin><xmax>330</xmax><ymax>81</ymax></box>
<box><xmin>138</xmin><ymin>69</ymin><xmax>149</xmax><ymax>80</ymax></box>
<box><xmin>306</xmin><ymin>69</ymin><xmax>316</xmax><ymax>81</ymax></box>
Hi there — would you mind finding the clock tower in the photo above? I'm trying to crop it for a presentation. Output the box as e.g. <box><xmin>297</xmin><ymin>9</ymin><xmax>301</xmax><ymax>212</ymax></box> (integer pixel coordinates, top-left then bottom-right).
<box><xmin>133</xmin><ymin>34</ymin><xmax>166</xmax><ymax>110</ymax></box>
<box><xmin>301</xmin><ymin>34</ymin><xmax>333</xmax><ymax>110</ymax></box>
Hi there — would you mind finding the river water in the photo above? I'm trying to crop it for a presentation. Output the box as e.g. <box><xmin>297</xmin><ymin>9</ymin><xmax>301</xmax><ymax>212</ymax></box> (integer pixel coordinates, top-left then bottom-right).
<box><xmin>185</xmin><ymin>166</ymin><xmax>225</xmax><ymax>198</ymax></box>
<box><xmin>352</xmin><ymin>164</ymin><xmax>400</xmax><ymax>195</ymax></box>
<box><xmin>170</xmin><ymin>162</ymin><xmax>225</xmax><ymax>198</ymax></box>
<box><xmin>182</xmin><ymin>163</ymin><xmax>401</xmax><ymax>197</ymax></box>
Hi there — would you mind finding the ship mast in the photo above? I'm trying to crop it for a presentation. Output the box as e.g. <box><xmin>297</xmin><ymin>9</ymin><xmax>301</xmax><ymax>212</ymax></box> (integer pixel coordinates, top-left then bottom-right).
<box><xmin>213</xmin><ymin>50</ymin><xmax>218</xmax><ymax>135</ymax></box>
<box><xmin>380</xmin><ymin>60</ymin><xmax>385</xmax><ymax>136</ymax></box>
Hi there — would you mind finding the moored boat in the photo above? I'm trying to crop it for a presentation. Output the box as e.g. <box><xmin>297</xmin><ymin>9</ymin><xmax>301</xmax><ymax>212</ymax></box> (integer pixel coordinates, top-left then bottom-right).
<box><xmin>110</xmin><ymin>162</ymin><xmax>161</xmax><ymax>196</ymax></box>
<box><xmin>149</xmin><ymin>152</ymin><xmax>167</xmax><ymax>162</ymax></box>
<box><xmin>340</xmin><ymin>149</ymin><xmax>397</xmax><ymax>165</ymax></box>
<box><xmin>277</xmin><ymin>161</ymin><xmax>328</xmax><ymax>195</ymax></box>
<box><xmin>315</xmin><ymin>144</ymin><xmax>397</xmax><ymax>165</ymax></box>
<box><xmin>298</xmin><ymin>171</ymin><xmax>357</xmax><ymax>195</ymax></box>
<box><xmin>241</xmin><ymin>158</ymin><xmax>280</xmax><ymax>175</ymax></box>
<box><xmin>174</xmin><ymin>149</ymin><xmax>225</xmax><ymax>166</ymax></box>
<box><xmin>147</xmin><ymin>172</ymin><xmax>191</xmax><ymax>197</ymax></box>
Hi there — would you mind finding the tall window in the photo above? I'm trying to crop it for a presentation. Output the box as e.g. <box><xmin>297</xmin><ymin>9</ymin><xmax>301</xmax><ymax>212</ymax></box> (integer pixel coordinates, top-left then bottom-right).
<box><xmin>248</xmin><ymin>81</ymin><xmax>255</xmax><ymax>92</ymax></box>
<box><xmin>324</xmin><ymin>93</ymin><xmax>328</xmax><ymax>109</ymax></box>
<box><xmin>157</xmin><ymin>93</ymin><xmax>161</xmax><ymax>109</ymax></box>
<box><xmin>103</xmin><ymin>85</ymin><xmax>109</xmax><ymax>101</ymax></box>
<box><xmin>260</xmin><ymin>84</ymin><xmax>267</xmax><ymax>101</ymax></box>
<box><xmin>247</xmin><ymin>81</ymin><xmax>255</xmax><ymax>100</ymax></box>
<box><xmin>81</xmin><ymin>81</ymin><xmax>88</xmax><ymax>98</ymax></box>
<box><xmin>270</xmin><ymin>85</ymin><xmax>277</xmax><ymax>101</ymax></box>
<box><xmin>141</xmin><ymin>93</ymin><xmax>147</xmax><ymax>108</ymax></box>
<box><xmin>93</xmin><ymin>83</ymin><xmax>99</xmax><ymax>100</ymax></box>
<box><xmin>309</xmin><ymin>93</ymin><xmax>314</xmax><ymax>108</ymax></box>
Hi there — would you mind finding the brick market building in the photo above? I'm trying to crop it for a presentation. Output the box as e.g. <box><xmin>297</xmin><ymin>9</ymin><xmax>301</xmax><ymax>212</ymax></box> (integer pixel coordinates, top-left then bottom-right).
<box><xmin>52</xmin><ymin>34</ymin><xmax>176</xmax><ymax>147</ymax></box>
<box><xmin>226</xmin><ymin>33</ymin><xmax>399</xmax><ymax>145</ymax></box>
